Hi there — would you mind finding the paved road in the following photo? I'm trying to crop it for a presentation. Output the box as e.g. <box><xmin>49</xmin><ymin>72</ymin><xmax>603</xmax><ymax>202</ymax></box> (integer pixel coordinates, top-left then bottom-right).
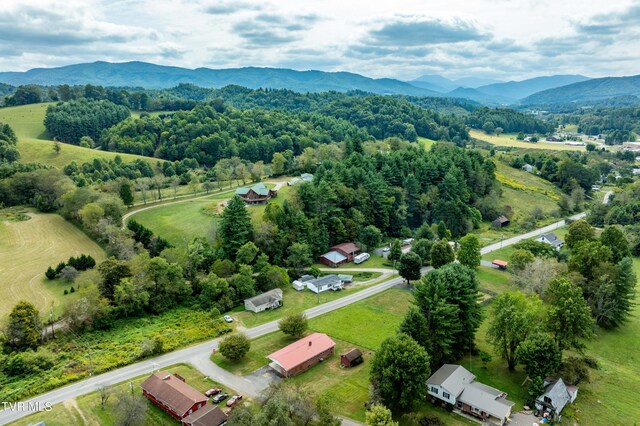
<box><xmin>0</xmin><ymin>274</ymin><xmax>402</xmax><ymax>424</ymax></box>
<box><xmin>2</xmin><ymin>196</ymin><xmax>609</xmax><ymax>424</ymax></box>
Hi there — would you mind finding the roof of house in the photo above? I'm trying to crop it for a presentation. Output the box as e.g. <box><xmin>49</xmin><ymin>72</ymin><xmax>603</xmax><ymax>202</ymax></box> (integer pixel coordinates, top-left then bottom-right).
<box><xmin>494</xmin><ymin>215</ymin><xmax>510</xmax><ymax>224</ymax></box>
<box><xmin>245</xmin><ymin>288</ymin><xmax>283</xmax><ymax>306</ymax></box>
<box><xmin>538</xmin><ymin>233</ymin><xmax>563</xmax><ymax>247</ymax></box>
<box><xmin>337</xmin><ymin>274</ymin><xmax>353</xmax><ymax>283</ymax></box>
<box><xmin>341</xmin><ymin>348</ymin><xmax>363</xmax><ymax>362</ymax></box>
<box><xmin>320</xmin><ymin>250</ymin><xmax>348</xmax><ymax>264</ymax></box>
<box><xmin>182</xmin><ymin>404</ymin><xmax>228</xmax><ymax>426</ymax></box>
<box><xmin>307</xmin><ymin>274</ymin><xmax>342</xmax><ymax>288</ymax></box>
<box><xmin>140</xmin><ymin>372</ymin><xmax>207</xmax><ymax>417</ymax></box>
<box><xmin>331</xmin><ymin>242</ymin><xmax>360</xmax><ymax>255</ymax></box>
<box><xmin>492</xmin><ymin>259</ymin><xmax>508</xmax><ymax>267</ymax></box>
<box><xmin>235</xmin><ymin>182</ymin><xmax>271</xmax><ymax>197</ymax></box>
<box><xmin>427</xmin><ymin>364</ymin><xmax>476</xmax><ymax>398</ymax></box>
<box><xmin>301</xmin><ymin>173</ymin><xmax>313</xmax><ymax>180</ymax></box>
<box><xmin>538</xmin><ymin>378</ymin><xmax>571</xmax><ymax>413</ymax></box>
<box><xmin>267</xmin><ymin>333</ymin><xmax>336</xmax><ymax>371</ymax></box>
<box><xmin>298</xmin><ymin>274</ymin><xmax>315</xmax><ymax>282</ymax></box>
<box><xmin>459</xmin><ymin>381</ymin><xmax>515</xmax><ymax>420</ymax></box>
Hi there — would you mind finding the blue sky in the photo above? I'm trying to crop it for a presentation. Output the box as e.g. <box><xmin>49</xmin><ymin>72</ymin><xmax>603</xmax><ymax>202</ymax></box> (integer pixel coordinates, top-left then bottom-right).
<box><xmin>0</xmin><ymin>0</ymin><xmax>638</xmax><ymax>81</ymax></box>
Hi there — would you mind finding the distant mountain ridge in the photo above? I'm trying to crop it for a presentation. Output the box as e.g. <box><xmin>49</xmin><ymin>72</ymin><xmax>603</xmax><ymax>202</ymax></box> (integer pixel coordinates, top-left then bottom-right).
<box><xmin>521</xmin><ymin>75</ymin><xmax>640</xmax><ymax>105</ymax></box>
<box><xmin>0</xmin><ymin>61</ymin><xmax>441</xmax><ymax>97</ymax></box>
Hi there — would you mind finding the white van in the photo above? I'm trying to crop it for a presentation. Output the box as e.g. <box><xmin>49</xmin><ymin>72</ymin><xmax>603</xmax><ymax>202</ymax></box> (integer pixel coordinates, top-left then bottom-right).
<box><xmin>354</xmin><ymin>252</ymin><xmax>370</xmax><ymax>264</ymax></box>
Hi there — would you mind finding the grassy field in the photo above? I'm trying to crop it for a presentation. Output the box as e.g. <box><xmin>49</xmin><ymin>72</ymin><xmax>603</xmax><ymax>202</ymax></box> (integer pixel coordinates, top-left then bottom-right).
<box><xmin>11</xmin><ymin>363</ymin><xmax>238</xmax><ymax>426</ymax></box>
<box><xmin>0</xmin><ymin>104</ymin><xmax>161</xmax><ymax>168</ymax></box>
<box><xmin>418</xmin><ymin>136</ymin><xmax>437</xmax><ymax>150</ymax></box>
<box><xmin>470</xmin><ymin>129</ymin><xmax>585</xmax><ymax>151</ymax></box>
<box><xmin>0</xmin><ymin>208</ymin><xmax>105</xmax><ymax>319</ymax></box>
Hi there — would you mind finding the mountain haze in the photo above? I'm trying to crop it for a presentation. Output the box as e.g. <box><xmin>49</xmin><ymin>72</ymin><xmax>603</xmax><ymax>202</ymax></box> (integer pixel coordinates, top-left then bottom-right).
<box><xmin>0</xmin><ymin>61</ymin><xmax>441</xmax><ymax>97</ymax></box>
<box><xmin>477</xmin><ymin>75</ymin><xmax>590</xmax><ymax>100</ymax></box>
<box><xmin>521</xmin><ymin>74</ymin><xmax>640</xmax><ymax>105</ymax></box>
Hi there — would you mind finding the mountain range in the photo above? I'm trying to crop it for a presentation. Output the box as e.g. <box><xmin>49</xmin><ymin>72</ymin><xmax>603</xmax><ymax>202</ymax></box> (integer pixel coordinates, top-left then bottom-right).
<box><xmin>0</xmin><ymin>61</ymin><xmax>638</xmax><ymax>106</ymax></box>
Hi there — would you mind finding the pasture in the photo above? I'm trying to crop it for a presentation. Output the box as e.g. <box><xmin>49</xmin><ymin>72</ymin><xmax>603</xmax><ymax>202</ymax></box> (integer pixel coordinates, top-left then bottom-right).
<box><xmin>0</xmin><ymin>209</ymin><xmax>105</xmax><ymax>319</ymax></box>
<box><xmin>0</xmin><ymin>104</ymin><xmax>160</xmax><ymax>168</ymax></box>
<box><xmin>470</xmin><ymin>129</ymin><xmax>585</xmax><ymax>151</ymax></box>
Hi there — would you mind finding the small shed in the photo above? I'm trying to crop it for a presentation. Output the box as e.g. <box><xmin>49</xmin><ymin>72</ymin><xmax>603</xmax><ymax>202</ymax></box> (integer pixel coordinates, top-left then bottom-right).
<box><xmin>522</xmin><ymin>164</ymin><xmax>534</xmax><ymax>173</ymax></box>
<box><xmin>292</xmin><ymin>274</ymin><xmax>315</xmax><ymax>291</ymax></box>
<box><xmin>341</xmin><ymin>348</ymin><xmax>363</xmax><ymax>368</ymax></box>
<box><xmin>244</xmin><ymin>289</ymin><xmax>283</xmax><ymax>313</ymax></box>
<box><xmin>492</xmin><ymin>259</ymin><xmax>508</xmax><ymax>270</ymax></box>
<box><xmin>492</xmin><ymin>216</ymin><xmax>510</xmax><ymax>228</ymax></box>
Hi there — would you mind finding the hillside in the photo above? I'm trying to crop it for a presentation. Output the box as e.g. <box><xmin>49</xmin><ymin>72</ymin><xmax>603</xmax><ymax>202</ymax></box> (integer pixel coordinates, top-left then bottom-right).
<box><xmin>0</xmin><ymin>104</ymin><xmax>162</xmax><ymax>168</ymax></box>
<box><xmin>0</xmin><ymin>61</ymin><xmax>441</xmax><ymax>96</ymax></box>
<box><xmin>522</xmin><ymin>74</ymin><xmax>640</xmax><ymax>105</ymax></box>
<box><xmin>477</xmin><ymin>74</ymin><xmax>590</xmax><ymax>100</ymax></box>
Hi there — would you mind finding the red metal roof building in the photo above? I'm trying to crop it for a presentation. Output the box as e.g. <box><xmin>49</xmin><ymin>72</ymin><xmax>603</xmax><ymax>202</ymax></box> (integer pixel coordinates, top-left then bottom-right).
<box><xmin>182</xmin><ymin>404</ymin><xmax>228</xmax><ymax>426</ymax></box>
<box><xmin>492</xmin><ymin>259</ymin><xmax>508</xmax><ymax>269</ymax></box>
<box><xmin>331</xmin><ymin>242</ymin><xmax>361</xmax><ymax>261</ymax></box>
<box><xmin>267</xmin><ymin>333</ymin><xmax>336</xmax><ymax>377</ymax></box>
<box><xmin>140</xmin><ymin>372</ymin><xmax>208</xmax><ymax>421</ymax></box>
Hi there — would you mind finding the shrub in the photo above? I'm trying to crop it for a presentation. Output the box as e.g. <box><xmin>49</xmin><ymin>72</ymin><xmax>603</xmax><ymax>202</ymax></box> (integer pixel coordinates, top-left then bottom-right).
<box><xmin>45</xmin><ymin>266</ymin><xmax>57</xmax><ymax>280</ymax></box>
<box><xmin>278</xmin><ymin>313</ymin><xmax>308</xmax><ymax>339</ymax></box>
<box><xmin>60</xmin><ymin>266</ymin><xmax>79</xmax><ymax>282</ymax></box>
<box><xmin>218</xmin><ymin>333</ymin><xmax>250</xmax><ymax>361</ymax></box>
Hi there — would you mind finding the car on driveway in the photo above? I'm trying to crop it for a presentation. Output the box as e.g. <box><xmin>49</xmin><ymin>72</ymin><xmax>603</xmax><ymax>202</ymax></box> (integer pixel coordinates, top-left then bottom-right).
<box><xmin>212</xmin><ymin>393</ymin><xmax>229</xmax><ymax>403</ymax></box>
<box><xmin>226</xmin><ymin>395</ymin><xmax>243</xmax><ymax>407</ymax></box>
<box><xmin>204</xmin><ymin>388</ymin><xmax>222</xmax><ymax>397</ymax></box>
<box><xmin>223</xmin><ymin>315</ymin><xmax>233</xmax><ymax>323</ymax></box>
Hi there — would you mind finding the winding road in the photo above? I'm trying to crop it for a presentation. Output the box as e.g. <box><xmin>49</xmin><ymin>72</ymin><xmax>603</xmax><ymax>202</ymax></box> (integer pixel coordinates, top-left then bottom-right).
<box><xmin>0</xmin><ymin>192</ymin><xmax>612</xmax><ymax>425</ymax></box>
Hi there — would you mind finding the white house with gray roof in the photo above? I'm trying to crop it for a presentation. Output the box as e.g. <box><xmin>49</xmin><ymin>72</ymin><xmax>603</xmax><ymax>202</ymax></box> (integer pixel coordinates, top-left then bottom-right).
<box><xmin>306</xmin><ymin>275</ymin><xmax>343</xmax><ymax>293</ymax></box>
<box><xmin>535</xmin><ymin>232</ymin><xmax>564</xmax><ymax>250</ymax></box>
<box><xmin>244</xmin><ymin>288</ymin><xmax>283</xmax><ymax>313</ymax></box>
<box><xmin>427</xmin><ymin>364</ymin><xmax>514</xmax><ymax>426</ymax></box>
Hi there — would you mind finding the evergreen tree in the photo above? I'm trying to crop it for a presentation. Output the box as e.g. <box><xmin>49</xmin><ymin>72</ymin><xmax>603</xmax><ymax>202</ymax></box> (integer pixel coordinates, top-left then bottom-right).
<box><xmin>457</xmin><ymin>234</ymin><xmax>481</xmax><ymax>269</ymax></box>
<box><xmin>118</xmin><ymin>180</ymin><xmax>134</xmax><ymax>207</ymax></box>
<box><xmin>219</xmin><ymin>196</ymin><xmax>254</xmax><ymax>259</ymax></box>
<box><xmin>600</xmin><ymin>226</ymin><xmax>631</xmax><ymax>263</ymax></box>
<box><xmin>398</xmin><ymin>307</ymin><xmax>429</xmax><ymax>348</ymax></box>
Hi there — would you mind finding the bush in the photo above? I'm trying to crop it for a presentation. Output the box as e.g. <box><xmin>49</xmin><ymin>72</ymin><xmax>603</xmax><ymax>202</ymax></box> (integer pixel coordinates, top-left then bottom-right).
<box><xmin>278</xmin><ymin>313</ymin><xmax>308</xmax><ymax>339</ymax></box>
<box><xmin>218</xmin><ymin>333</ymin><xmax>250</xmax><ymax>361</ymax></box>
<box><xmin>45</xmin><ymin>266</ymin><xmax>57</xmax><ymax>280</ymax></box>
<box><xmin>60</xmin><ymin>266</ymin><xmax>79</xmax><ymax>282</ymax></box>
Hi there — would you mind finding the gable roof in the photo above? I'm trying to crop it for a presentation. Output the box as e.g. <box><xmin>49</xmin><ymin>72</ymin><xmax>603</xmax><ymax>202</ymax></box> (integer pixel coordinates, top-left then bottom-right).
<box><xmin>236</xmin><ymin>182</ymin><xmax>271</xmax><ymax>197</ymax></box>
<box><xmin>140</xmin><ymin>372</ymin><xmax>207</xmax><ymax>417</ymax></box>
<box><xmin>427</xmin><ymin>364</ymin><xmax>475</xmax><ymax>398</ymax></box>
<box><xmin>459</xmin><ymin>381</ymin><xmax>515</xmax><ymax>420</ymax></box>
<box><xmin>245</xmin><ymin>288</ymin><xmax>283</xmax><ymax>306</ymax></box>
<box><xmin>320</xmin><ymin>251</ymin><xmax>347</xmax><ymax>264</ymax></box>
<box><xmin>539</xmin><ymin>233</ymin><xmax>563</xmax><ymax>247</ymax></box>
<box><xmin>331</xmin><ymin>242</ymin><xmax>360</xmax><ymax>255</ymax></box>
<box><xmin>494</xmin><ymin>215</ymin><xmax>510</xmax><ymax>224</ymax></box>
<box><xmin>492</xmin><ymin>259</ymin><xmax>508</xmax><ymax>267</ymax></box>
<box><xmin>341</xmin><ymin>348</ymin><xmax>363</xmax><ymax>362</ymax></box>
<box><xmin>182</xmin><ymin>404</ymin><xmax>228</xmax><ymax>426</ymax></box>
<box><xmin>267</xmin><ymin>333</ymin><xmax>336</xmax><ymax>371</ymax></box>
<box><xmin>538</xmin><ymin>378</ymin><xmax>571</xmax><ymax>413</ymax></box>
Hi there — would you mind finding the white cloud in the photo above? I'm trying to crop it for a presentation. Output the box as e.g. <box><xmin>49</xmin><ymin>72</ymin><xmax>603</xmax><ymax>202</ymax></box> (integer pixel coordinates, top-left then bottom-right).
<box><xmin>0</xmin><ymin>0</ymin><xmax>638</xmax><ymax>81</ymax></box>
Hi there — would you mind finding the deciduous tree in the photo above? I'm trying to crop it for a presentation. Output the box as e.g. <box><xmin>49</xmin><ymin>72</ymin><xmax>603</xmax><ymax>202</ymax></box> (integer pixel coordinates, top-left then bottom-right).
<box><xmin>457</xmin><ymin>234</ymin><xmax>481</xmax><ymax>269</ymax></box>
<box><xmin>546</xmin><ymin>278</ymin><xmax>594</xmax><ymax>350</ymax></box>
<box><xmin>278</xmin><ymin>313</ymin><xmax>308</xmax><ymax>339</ymax></box>
<box><xmin>219</xmin><ymin>333</ymin><xmax>251</xmax><ymax>361</ymax></box>
<box><xmin>430</xmin><ymin>239</ymin><xmax>455</xmax><ymax>269</ymax></box>
<box><xmin>516</xmin><ymin>333</ymin><xmax>562</xmax><ymax>380</ymax></box>
<box><xmin>6</xmin><ymin>301</ymin><xmax>42</xmax><ymax>351</ymax></box>
<box><xmin>398</xmin><ymin>252</ymin><xmax>422</xmax><ymax>284</ymax></box>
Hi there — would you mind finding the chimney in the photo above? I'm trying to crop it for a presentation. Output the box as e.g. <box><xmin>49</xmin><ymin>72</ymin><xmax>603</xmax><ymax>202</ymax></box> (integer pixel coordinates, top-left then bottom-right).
<box><xmin>163</xmin><ymin>375</ymin><xmax>171</xmax><ymax>380</ymax></box>
<box><xmin>309</xmin><ymin>341</ymin><xmax>312</xmax><ymax>347</ymax></box>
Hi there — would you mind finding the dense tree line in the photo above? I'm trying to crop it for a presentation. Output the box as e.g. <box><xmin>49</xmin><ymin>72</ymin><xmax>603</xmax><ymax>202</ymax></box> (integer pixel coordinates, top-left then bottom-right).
<box><xmin>466</xmin><ymin>107</ymin><xmax>554</xmax><ymax>134</ymax></box>
<box><xmin>44</xmin><ymin>99</ymin><xmax>130</xmax><ymax>144</ymax></box>
<box><xmin>101</xmin><ymin>105</ymin><xmax>367</xmax><ymax>164</ymax></box>
<box><xmin>63</xmin><ymin>156</ymin><xmax>156</xmax><ymax>185</ymax></box>
<box><xmin>0</xmin><ymin>122</ymin><xmax>19</xmax><ymax>163</ymax></box>
<box><xmin>553</xmin><ymin>106</ymin><xmax>640</xmax><ymax>142</ymax></box>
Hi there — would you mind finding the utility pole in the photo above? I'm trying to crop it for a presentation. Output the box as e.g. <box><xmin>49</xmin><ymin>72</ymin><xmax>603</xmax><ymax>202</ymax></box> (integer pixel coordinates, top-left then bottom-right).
<box><xmin>49</xmin><ymin>302</ymin><xmax>55</xmax><ymax>339</ymax></box>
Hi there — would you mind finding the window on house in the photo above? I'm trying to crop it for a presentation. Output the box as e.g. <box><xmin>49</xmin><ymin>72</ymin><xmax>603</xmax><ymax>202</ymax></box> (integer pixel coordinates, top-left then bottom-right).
<box><xmin>431</xmin><ymin>386</ymin><xmax>438</xmax><ymax>394</ymax></box>
<box><xmin>443</xmin><ymin>392</ymin><xmax>450</xmax><ymax>399</ymax></box>
<box><xmin>544</xmin><ymin>396</ymin><xmax>552</xmax><ymax>404</ymax></box>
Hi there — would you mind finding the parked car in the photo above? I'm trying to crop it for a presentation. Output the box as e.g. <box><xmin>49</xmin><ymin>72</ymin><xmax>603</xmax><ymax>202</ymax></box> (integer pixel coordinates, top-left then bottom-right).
<box><xmin>223</xmin><ymin>315</ymin><xmax>233</xmax><ymax>323</ymax></box>
<box><xmin>205</xmin><ymin>388</ymin><xmax>222</xmax><ymax>397</ymax></box>
<box><xmin>226</xmin><ymin>395</ymin><xmax>243</xmax><ymax>407</ymax></box>
<box><xmin>212</xmin><ymin>393</ymin><xmax>229</xmax><ymax>403</ymax></box>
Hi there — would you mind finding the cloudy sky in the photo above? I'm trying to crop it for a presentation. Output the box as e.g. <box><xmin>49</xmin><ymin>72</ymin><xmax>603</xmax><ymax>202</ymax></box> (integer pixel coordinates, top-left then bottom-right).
<box><xmin>1</xmin><ymin>0</ymin><xmax>639</xmax><ymax>81</ymax></box>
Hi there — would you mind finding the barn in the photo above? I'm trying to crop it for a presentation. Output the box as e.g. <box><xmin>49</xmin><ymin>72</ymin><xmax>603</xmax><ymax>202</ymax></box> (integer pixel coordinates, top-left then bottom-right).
<box><xmin>244</xmin><ymin>288</ymin><xmax>283</xmax><ymax>313</ymax></box>
<box><xmin>267</xmin><ymin>333</ymin><xmax>336</xmax><ymax>377</ymax></box>
<box><xmin>340</xmin><ymin>348</ymin><xmax>363</xmax><ymax>368</ymax></box>
<box><xmin>141</xmin><ymin>372</ymin><xmax>208</xmax><ymax>421</ymax></box>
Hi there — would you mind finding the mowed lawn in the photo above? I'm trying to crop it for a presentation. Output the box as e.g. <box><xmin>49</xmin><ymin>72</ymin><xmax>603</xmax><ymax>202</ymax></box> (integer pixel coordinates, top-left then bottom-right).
<box><xmin>0</xmin><ymin>103</ymin><xmax>161</xmax><ymax>168</ymax></box>
<box><xmin>470</xmin><ymin>129</ymin><xmax>585</xmax><ymax>151</ymax></box>
<box><xmin>10</xmin><ymin>363</ymin><xmax>238</xmax><ymax>426</ymax></box>
<box><xmin>0</xmin><ymin>209</ymin><xmax>105</xmax><ymax>318</ymax></box>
